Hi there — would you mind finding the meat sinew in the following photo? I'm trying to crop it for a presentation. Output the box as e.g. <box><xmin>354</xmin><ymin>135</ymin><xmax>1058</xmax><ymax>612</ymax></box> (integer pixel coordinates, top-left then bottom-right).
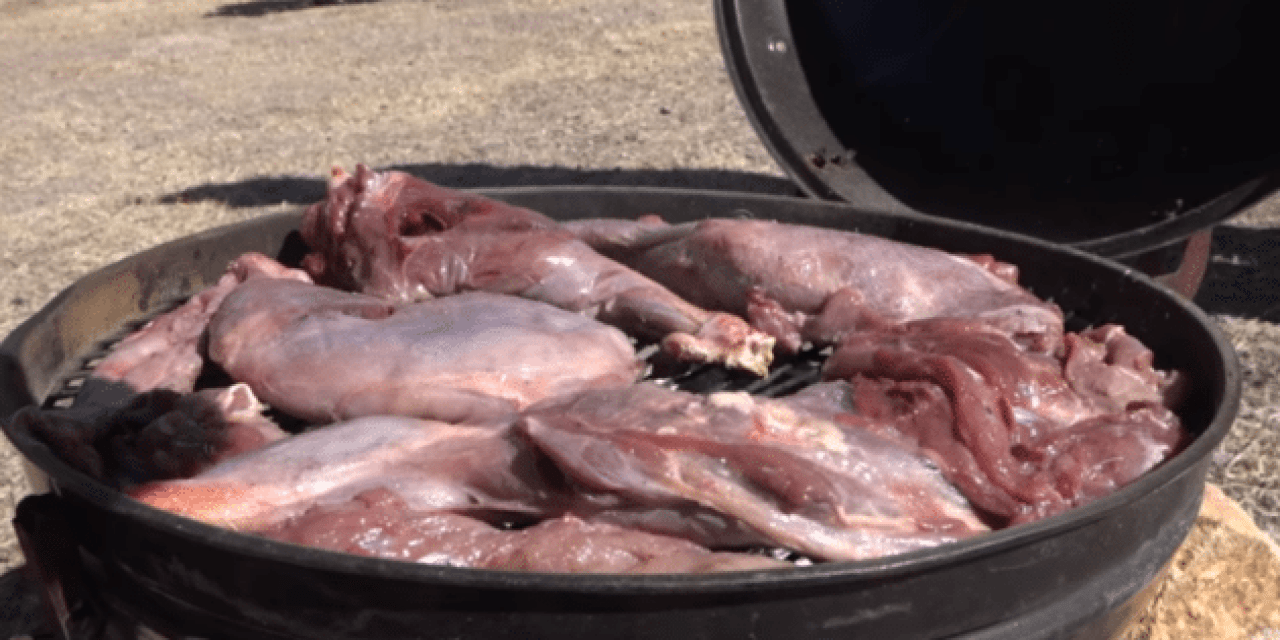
<box><xmin>298</xmin><ymin>165</ymin><xmax>775</xmax><ymax>375</ymax></box>
<box><xmin>820</xmin><ymin>319</ymin><xmax>1188</xmax><ymax>524</ymax></box>
<box><xmin>519</xmin><ymin>383</ymin><xmax>990</xmax><ymax>562</ymax></box>
<box><xmin>564</xmin><ymin>217</ymin><xmax>1064</xmax><ymax>354</ymax></box>
<box><xmin>260</xmin><ymin>488</ymin><xmax>789</xmax><ymax>573</ymax></box>
<box><xmin>207</xmin><ymin>278</ymin><xmax>641</xmax><ymax>424</ymax></box>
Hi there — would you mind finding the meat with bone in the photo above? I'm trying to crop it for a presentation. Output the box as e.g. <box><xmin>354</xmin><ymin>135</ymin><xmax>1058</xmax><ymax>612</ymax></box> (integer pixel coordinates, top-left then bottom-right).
<box><xmin>563</xmin><ymin>217</ymin><xmax>1064</xmax><ymax>354</ymax></box>
<box><xmin>519</xmin><ymin>383</ymin><xmax>989</xmax><ymax>562</ymax></box>
<box><xmin>260</xmin><ymin>488</ymin><xmax>789</xmax><ymax>573</ymax></box>
<box><xmin>820</xmin><ymin>319</ymin><xmax>1189</xmax><ymax>524</ymax></box>
<box><xmin>128</xmin><ymin>415</ymin><xmax>568</xmax><ymax>532</ymax></box>
<box><xmin>298</xmin><ymin>165</ymin><xmax>775</xmax><ymax>374</ymax></box>
<box><xmin>207</xmin><ymin>280</ymin><xmax>642</xmax><ymax>424</ymax></box>
<box><xmin>8</xmin><ymin>383</ymin><xmax>286</xmax><ymax>486</ymax></box>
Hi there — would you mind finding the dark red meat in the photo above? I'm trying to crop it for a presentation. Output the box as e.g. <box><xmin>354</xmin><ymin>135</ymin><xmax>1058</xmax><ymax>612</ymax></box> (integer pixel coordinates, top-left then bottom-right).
<box><xmin>298</xmin><ymin>165</ymin><xmax>775</xmax><ymax>374</ymax></box>
<box><xmin>259</xmin><ymin>488</ymin><xmax>789</xmax><ymax>573</ymax></box>
<box><xmin>820</xmin><ymin>319</ymin><xmax>1189</xmax><ymax>524</ymax></box>
<box><xmin>9</xmin><ymin>384</ymin><xmax>286</xmax><ymax>486</ymax></box>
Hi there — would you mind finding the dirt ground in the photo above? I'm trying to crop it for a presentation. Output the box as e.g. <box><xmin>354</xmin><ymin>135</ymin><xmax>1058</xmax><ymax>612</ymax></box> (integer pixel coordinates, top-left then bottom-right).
<box><xmin>0</xmin><ymin>0</ymin><xmax>1277</xmax><ymax>634</ymax></box>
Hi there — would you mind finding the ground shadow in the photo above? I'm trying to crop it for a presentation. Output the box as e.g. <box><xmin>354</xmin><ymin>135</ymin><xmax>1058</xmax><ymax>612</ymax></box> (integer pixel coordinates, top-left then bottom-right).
<box><xmin>157</xmin><ymin>163</ymin><xmax>802</xmax><ymax>208</ymax></box>
<box><xmin>207</xmin><ymin>0</ymin><xmax>382</xmax><ymax>18</ymax></box>
<box><xmin>1194</xmin><ymin>225</ymin><xmax>1280</xmax><ymax>321</ymax></box>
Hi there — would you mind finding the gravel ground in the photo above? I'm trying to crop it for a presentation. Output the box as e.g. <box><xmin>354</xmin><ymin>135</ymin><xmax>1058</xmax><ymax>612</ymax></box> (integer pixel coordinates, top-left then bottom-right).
<box><xmin>0</xmin><ymin>0</ymin><xmax>1277</xmax><ymax>593</ymax></box>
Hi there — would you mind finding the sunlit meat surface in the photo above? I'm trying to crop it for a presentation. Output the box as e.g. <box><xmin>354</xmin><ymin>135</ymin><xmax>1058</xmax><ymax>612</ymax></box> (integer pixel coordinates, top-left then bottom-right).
<box><xmin>519</xmin><ymin>384</ymin><xmax>990</xmax><ymax>562</ymax></box>
<box><xmin>87</xmin><ymin>252</ymin><xmax>312</xmax><ymax>398</ymax></box>
<box><xmin>299</xmin><ymin>165</ymin><xmax>775</xmax><ymax>374</ymax></box>
<box><xmin>564</xmin><ymin>217</ymin><xmax>1064</xmax><ymax>354</ymax></box>
<box><xmin>260</xmin><ymin>488</ymin><xmax>789</xmax><ymax>573</ymax></box>
<box><xmin>820</xmin><ymin>319</ymin><xmax>1188</xmax><ymax>524</ymax></box>
<box><xmin>129</xmin><ymin>415</ymin><xmax>563</xmax><ymax>531</ymax></box>
<box><xmin>207</xmin><ymin>280</ymin><xmax>642</xmax><ymax>424</ymax></box>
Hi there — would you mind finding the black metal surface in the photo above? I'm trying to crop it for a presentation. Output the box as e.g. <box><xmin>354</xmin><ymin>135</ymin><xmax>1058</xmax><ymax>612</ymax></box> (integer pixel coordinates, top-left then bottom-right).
<box><xmin>715</xmin><ymin>0</ymin><xmax>1280</xmax><ymax>258</ymax></box>
<box><xmin>0</xmin><ymin>188</ymin><xmax>1241</xmax><ymax>639</ymax></box>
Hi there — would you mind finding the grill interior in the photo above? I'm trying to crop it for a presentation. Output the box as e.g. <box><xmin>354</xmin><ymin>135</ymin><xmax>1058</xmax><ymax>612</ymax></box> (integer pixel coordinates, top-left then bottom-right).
<box><xmin>43</xmin><ymin>298</ymin><xmax>837</xmax><ymax>413</ymax></box>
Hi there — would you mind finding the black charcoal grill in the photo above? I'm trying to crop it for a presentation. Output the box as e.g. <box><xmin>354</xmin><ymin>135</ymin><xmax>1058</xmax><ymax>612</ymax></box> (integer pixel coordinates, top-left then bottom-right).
<box><xmin>4</xmin><ymin>0</ymin><xmax>1278</xmax><ymax>637</ymax></box>
<box><xmin>1</xmin><ymin>188</ymin><xmax>1240</xmax><ymax>639</ymax></box>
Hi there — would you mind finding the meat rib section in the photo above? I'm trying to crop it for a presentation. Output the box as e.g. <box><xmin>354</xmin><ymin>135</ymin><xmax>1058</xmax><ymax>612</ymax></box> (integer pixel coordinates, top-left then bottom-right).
<box><xmin>207</xmin><ymin>280</ymin><xmax>642</xmax><ymax>424</ymax></box>
<box><xmin>299</xmin><ymin>165</ymin><xmax>775</xmax><ymax>375</ymax></box>
<box><xmin>260</xmin><ymin>488</ymin><xmax>789</xmax><ymax>573</ymax></box>
<box><xmin>820</xmin><ymin>320</ymin><xmax>1188</xmax><ymax>524</ymax></box>
<box><xmin>519</xmin><ymin>384</ymin><xmax>989</xmax><ymax>562</ymax></box>
<box><xmin>564</xmin><ymin>217</ymin><xmax>1064</xmax><ymax>354</ymax></box>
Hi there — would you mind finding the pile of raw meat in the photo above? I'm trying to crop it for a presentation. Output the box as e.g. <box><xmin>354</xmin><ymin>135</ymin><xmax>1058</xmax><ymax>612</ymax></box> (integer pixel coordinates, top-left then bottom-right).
<box><xmin>5</xmin><ymin>165</ymin><xmax>1189</xmax><ymax>574</ymax></box>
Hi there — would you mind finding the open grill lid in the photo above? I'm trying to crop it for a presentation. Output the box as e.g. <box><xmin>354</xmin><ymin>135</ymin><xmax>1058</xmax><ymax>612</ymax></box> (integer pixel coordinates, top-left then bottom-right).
<box><xmin>715</xmin><ymin>0</ymin><xmax>1280</xmax><ymax>258</ymax></box>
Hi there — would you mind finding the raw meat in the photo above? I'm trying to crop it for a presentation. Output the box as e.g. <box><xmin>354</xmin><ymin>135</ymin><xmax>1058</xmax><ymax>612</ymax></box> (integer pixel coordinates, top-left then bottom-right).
<box><xmin>8</xmin><ymin>384</ymin><xmax>286</xmax><ymax>486</ymax></box>
<box><xmin>519</xmin><ymin>383</ymin><xmax>989</xmax><ymax>562</ymax></box>
<box><xmin>820</xmin><ymin>319</ymin><xmax>1188</xmax><ymax>523</ymax></box>
<box><xmin>298</xmin><ymin>165</ymin><xmax>775</xmax><ymax>374</ymax></box>
<box><xmin>207</xmin><ymin>280</ymin><xmax>642</xmax><ymax>424</ymax></box>
<box><xmin>259</xmin><ymin>488</ymin><xmax>789</xmax><ymax>573</ymax></box>
<box><xmin>86</xmin><ymin>252</ymin><xmax>311</xmax><ymax>398</ymax></box>
<box><xmin>129</xmin><ymin>415</ymin><xmax>567</xmax><ymax>531</ymax></box>
<box><xmin>563</xmin><ymin>217</ymin><xmax>1064</xmax><ymax>354</ymax></box>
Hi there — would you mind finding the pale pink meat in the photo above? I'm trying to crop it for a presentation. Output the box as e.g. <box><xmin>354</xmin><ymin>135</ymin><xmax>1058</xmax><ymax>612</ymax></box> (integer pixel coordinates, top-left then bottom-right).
<box><xmin>87</xmin><ymin>252</ymin><xmax>311</xmax><ymax>397</ymax></box>
<box><xmin>129</xmin><ymin>415</ymin><xmax>563</xmax><ymax>531</ymax></box>
<box><xmin>298</xmin><ymin>165</ymin><xmax>775</xmax><ymax>375</ymax></box>
<box><xmin>207</xmin><ymin>280</ymin><xmax>642</xmax><ymax>424</ymax></box>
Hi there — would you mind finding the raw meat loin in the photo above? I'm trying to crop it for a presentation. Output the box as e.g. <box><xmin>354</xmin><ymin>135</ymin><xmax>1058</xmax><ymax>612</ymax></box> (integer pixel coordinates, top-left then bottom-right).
<box><xmin>260</xmin><ymin>488</ymin><xmax>789</xmax><ymax>573</ymax></box>
<box><xmin>299</xmin><ymin>165</ymin><xmax>775</xmax><ymax>375</ymax></box>
<box><xmin>820</xmin><ymin>319</ymin><xmax>1189</xmax><ymax>523</ymax></box>
<box><xmin>6</xmin><ymin>384</ymin><xmax>285</xmax><ymax>486</ymax></box>
<box><xmin>129</xmin><ymin>415</ymin><xmax>566</xmax><ymax>531</ymax></box>
<box><xmin>519</xmin><ymin>384</ymin><xmax>989</xmax><ymax>562</ymax></box>
<box><xmin>86</xmin><ymin>252</ymin><xmax>312</xmax><ymax>398</ymax></box>
<box><xmin>563</xmin><ymin>217</ymin><xmax>1064</xmax><ymax>354</ymax></box>
<box><xmin>207</xmin><ymin>279</ymin><xmax>642</xmax><ymax>424</ymax></box>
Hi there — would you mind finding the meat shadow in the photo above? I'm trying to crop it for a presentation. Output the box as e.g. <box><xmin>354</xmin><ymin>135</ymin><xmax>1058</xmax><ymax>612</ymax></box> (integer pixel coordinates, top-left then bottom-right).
<box><xmin>156</xmin><ymin>163</ymin><xmax>802</xmax><ymax>208</ymax></box>
<box><xmin>206</xmin><ymin>0</ymin><xmax>382</xmax><ymax>18</ymax></box>
<box><xmin>1194</xmin><ymin>225</ymin><xmax>1280</xmax><ymax>321</ymax></box>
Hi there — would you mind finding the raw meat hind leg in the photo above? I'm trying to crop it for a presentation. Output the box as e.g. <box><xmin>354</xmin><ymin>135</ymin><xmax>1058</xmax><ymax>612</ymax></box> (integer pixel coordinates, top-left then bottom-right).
<box><xmin>299</xmin><ymin>165</ymin><xmax>775</xmax><ymax>375</ymax></box>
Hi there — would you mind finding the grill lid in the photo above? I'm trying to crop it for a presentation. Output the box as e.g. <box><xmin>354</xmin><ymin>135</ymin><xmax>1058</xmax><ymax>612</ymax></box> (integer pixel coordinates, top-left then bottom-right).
<box><xmin>715</xmin><ymin>0</ymin><xmax>1280</xmax><ymax>258</ymax></box>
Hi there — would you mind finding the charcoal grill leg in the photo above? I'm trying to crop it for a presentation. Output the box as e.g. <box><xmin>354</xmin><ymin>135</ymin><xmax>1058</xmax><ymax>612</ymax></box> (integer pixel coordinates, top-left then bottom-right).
<box><xmin>1153</xmin><ymin>229</ymin><xmax>1214</xmax><ymax>299</ymax></box>
<box><xmin>13</xmin><ymin>494</ymin><xmax>84</xmax><ymax>640</ymax></box>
